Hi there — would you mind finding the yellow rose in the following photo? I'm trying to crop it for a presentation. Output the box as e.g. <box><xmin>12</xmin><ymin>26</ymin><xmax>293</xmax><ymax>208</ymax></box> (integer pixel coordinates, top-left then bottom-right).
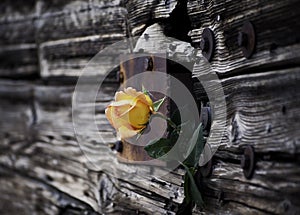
<box><xmin>105</xmin><ymin>87</ymin><xmax>154</xmax><ymax>139</ymax></box>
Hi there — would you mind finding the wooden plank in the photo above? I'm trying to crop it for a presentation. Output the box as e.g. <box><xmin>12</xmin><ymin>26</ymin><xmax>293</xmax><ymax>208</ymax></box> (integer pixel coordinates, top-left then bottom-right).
<box><xmin>30</xmin><ymin>67</ymin><xmax>300</xmax><ymax>214</ymax></box>
<box><xmin>0</xmin><ymin>20</ymin><xmax>37</xmax><ymax>45</ymax></box>
<box><xmin>0</xmin><ymin>83</ymin><xmax>185</xmax><ymax>214</ymax></box>
<box><xmin>187</xmin><ymin>0</ymin><xmax>300</xmax><ymax>76</ymax></box>
<box><xmin>132</xmin><ymin>23</ymin><xmax>300</xmax><ymax>213</ymax></box>
<box><xmin>37</xmin><ymin>3</ymin><xmax>128</xmax><ymax>79</ymax></box>
<box><xmin>194</xmin><ymin>67</ymin><xmax>300</xmax><ymax>156</ymax></box>
<box><xmin>36</xmin><ymin>2</ymin><xmax>126</xmax><ymax>42</ymax></box>
<box><xmin>125</xmin><ymin>0</ymin><xmax>178</xmax><ymax>36</ymax></box>
<box><xmin>0</xmin><ymin>1</ymin><xmax>300</xmax><ymax>214</ymax></box>
<box><xmin>0</xmin><ymin>44</ymin><xmax>38</xmax><ymax>78</ymax></box>
<box><xmin>0</xmin><ymin>75</ymin><xmax>299</xmax><ymax>214</ymax></box>
<box><xmin>0</xmin><ymin>166</ymin><xmax>97</xmax><ymax>215</ymax></box>
<box><xmin>0</xmin><ymin>0</ymin><xmax>37</xmax><ymax>44</ymax></box>
<box><xmin>197</xmin><ymin>157</ymin><xmax>300</xmax><ymax>214</ymax></box>
<box><xmin>0</xmin><ymin>1</ymin><xmax>39</xmax><ymax>77</ymax></box>
<box><xmin>39</xmin><ymin>43</ymin><xmax>122</xmax><ymax>79</ymax></box>
<box><xmin>0</xmin><ymin>81</ymin><xmax>33</xmax><ymax>140</ymax></box>
<box><xmin>33</xmin><ymin>84</ymin><xmax>118</xmax><ymax>145</ymax></box>
<box><xmin>0</xmin><ymin>0</ymin><xmax>178</xmax><ymax>79</ymax></box>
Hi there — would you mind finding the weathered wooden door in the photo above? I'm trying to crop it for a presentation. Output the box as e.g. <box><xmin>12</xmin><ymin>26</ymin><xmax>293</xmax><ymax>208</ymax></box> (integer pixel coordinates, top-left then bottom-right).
<box><xmin>0</xmin><ymin>0</ymin><xmax>299</xmax><ymax>214</ymax></box>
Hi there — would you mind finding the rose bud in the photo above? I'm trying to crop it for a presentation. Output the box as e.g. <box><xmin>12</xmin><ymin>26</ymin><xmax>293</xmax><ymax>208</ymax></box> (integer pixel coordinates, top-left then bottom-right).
<box><xmin>105</xmin><ymin>87</ymin><xmax>154</xmax><ymax>139</ymax></box>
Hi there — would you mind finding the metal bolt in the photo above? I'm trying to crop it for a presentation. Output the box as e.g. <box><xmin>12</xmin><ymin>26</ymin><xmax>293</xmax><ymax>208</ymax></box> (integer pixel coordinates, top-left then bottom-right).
<box><xmin>238</xmin><ymin>32</ymin><xmax>248</xmax><ymax>47</ymax></box>
<box><xmin>241</xmin><ymin>154</ymin><xmax>250</xmax><ymax>169</ymax></box>
<box><xmin>201</xmin><ymin>106</ymin><xmax>211</xmax><ymax>132</ymax></box>
<box><xmin>241</xmin><ymin>145</ymin><xmax>255</xmax><ymax>179</ymax></box>
<box><xmin>200</xmin><ymin>28</ymin><xmax>215</xmax><ymax>62</ymax></box>
<box><xmin>238</xmin><ymin>21</ymin><xmax>256</xmax><ymax>58</ymax></box>
<box><xmin>200</xmin><ymin>38</ymin><xmax>209</xmax><ymax>51</ymax></box>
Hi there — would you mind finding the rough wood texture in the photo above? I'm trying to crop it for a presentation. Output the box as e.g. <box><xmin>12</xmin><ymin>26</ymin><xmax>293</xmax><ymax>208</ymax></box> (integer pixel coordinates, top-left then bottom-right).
<box><xmin>119</xmin><ymin>54</ymin><xmax>169</xmax><ymax>164</ymax></box>
<box><xmin>125</xmin><ymin>0</ymin><xmax>177</xmax><ymax>36</ymax></box>
<box><xmin>187</xmin><ymin>0</ymin><xmax>300</xmax><ymax>76</ymax></box>
<box><xmin>1</xmin><ymin>0</ymin><xmax>300</xmax><ymax>214</ymax></box>
<box><xmin>0</xmin><ymin>81</ymin><xmax>185</xmax><ymax>214</ymax></box>
<box><xmin>195</xmin><ymin>68</ymin><xmax>300</xmax><ymax>214</ymax></box>
<box><xmin>0</xmin><ymin>1</ymin><xmax>38</xmax><ymax>78</ymax></box>
<box><xmin>194</xmin><ymin>67</ymin><xmax>300</xmax><ymax>154</ymax></box>
<box><xmin>37</xmin><ymin>0</ymin><xmax>127</xmax><ymax>79</ymax></box>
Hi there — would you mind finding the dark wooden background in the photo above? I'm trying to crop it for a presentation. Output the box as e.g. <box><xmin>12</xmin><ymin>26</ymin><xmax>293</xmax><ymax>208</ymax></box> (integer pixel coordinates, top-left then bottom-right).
<box><xmin>0</xmin><ymin>0</ymin><xmax>299</xmax><ymax>214</ymax></box>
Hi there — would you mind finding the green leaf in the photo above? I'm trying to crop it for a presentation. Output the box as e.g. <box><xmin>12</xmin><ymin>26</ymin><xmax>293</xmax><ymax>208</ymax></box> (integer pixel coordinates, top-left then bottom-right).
<box><xmin>142</xmin><ymin>85</ymin><xmax>148</xmax><ymax>94</ymax></box>
<box><xmin>142</xmin><ymin>85</ymin><xmax>154</xmax><ymax>97</ymax></box>
<box><xmin>170</xmin><ymin>105</ymin><xmax>190</xmax><ymax>126</ymax></box>
<box><xmin>181</xmin><ymin>163</ymin><xmax>204</xmax><ymax>207</ymax></box>
<box><xmin>153</xmin><ymin>97</ymin><xmax>166</xmax><ymax>112</ymax></box>
<box><xmin>176</xmin><ymin>199</ymin><xmax>193</xmax><ymax>215</ymax></box>
<box><xmin>183</xmin><ymin>172</ymin><xmax>192</xmax><ymax>204</ymax></box>
<box><xmin>144</xmin><ymin>138</ymin><xmax>172</xmax><ymax>159</ymax></box>
<box><xmin>184</xmin><ymin>123</ymin><xmax>204</xmax><ymax>168</ymax></box>
<box><xmin>169</xmin><ymin>129</ymin><xmax>179</xmax><ymax>143</ymax></box>
<box><xmin>171</xmin><ymin>108</ymin><xmax>181</xmax><ymax>126</ymax></box>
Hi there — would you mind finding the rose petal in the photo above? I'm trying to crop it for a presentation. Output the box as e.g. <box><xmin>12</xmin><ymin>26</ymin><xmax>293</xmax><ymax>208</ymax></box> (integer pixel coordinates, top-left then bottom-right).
<box><xmin>110</xmin><ymin>106</ymin><xmax>133</xmax><ymax>129</ymax></box>
<box><xmin>105</xmin><ymin>87</ymin><xmax>153</xmax><ymax>139</ymax></box>
<box><xmin>115</xmin><ymin>91</ymin><xmax>135</xmax><ymax>102</ymax></box>
<box><xmin>128</xmin><ymin>101</ymin><xmax>150</xmax><ymax>128</ymax></box>
<box><xmin>115</xmin><ymin>87</ymin><xmax>153</xmax><ymax>110</ymax></box>
<box><xmin>110</xmin><ymin>103</ymin><xmax>132</xmax><ymax>118</ymax></box>
<box><xmin>105</xmin><ymin>106</ymin><xmax>114</xmax><ymax>127</ymax></box>
<box><xmin>124</xmin><ymin>87</ymin><xmax>153</xmax><ymax>108</ymax></box>
<box><xmin>109</xmin><ymin>100</ymin><xmax>132</xmax><ymax>107</ymax></box>
<box><xmin>118</xmin><ymin>125</ymin><xmax>139</xmax><ymax>139</ymax></box>
<box><xmin>124</xmin><ymin>87</ymin><xmax>142</xmax><ymax>98</ymax></box>
<box><xmin>106</xmin><ymin>105</ymin><xmax>131</xmax><ymax>130</ymax></box>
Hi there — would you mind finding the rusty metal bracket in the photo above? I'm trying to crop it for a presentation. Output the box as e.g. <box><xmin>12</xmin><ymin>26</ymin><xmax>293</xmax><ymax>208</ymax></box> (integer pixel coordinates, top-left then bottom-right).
<box><xmin>116</xmin><ymin>54</ymin><xmax>167</xmax><ymax>166</ymax></box>
<box><xmin>200</xmin><ymin>28</ymin><xmax>215</xmax><ymax>62</ymax></box>
<box><xmin>238</xmin><ymin>21</ymin><xmax>256</xmax><ymax>59</ymax></box>
<box><xmin>241</xmin><ymin>145</ymin><xmax>256</xmax><ymax>179</ymax></box>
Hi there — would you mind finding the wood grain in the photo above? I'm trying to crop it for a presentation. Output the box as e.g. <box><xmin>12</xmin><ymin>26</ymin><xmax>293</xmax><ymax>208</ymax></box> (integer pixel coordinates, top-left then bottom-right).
<box><xmin>1</xmin><ymin>67</ymin><xmax>300</xmax><ymax>214</ymax></box>
<box><xmin>187</xmin><ymin>0</ymin><xmax>300</xmax><ymax>76</ymax></box>
<box><xmin>0</xmin><ymin>0</ymin><xmax>300</xmax><ymax>214</ymax></box>
<box><xmin>0</xmin><ymin>1</ymin><xmax>38</xmax><ymax>77</ymax></box>
<box><xmin>194</xmin><ymin>67</ymin><xmax>300</xmax><ymax>155</ymax></box>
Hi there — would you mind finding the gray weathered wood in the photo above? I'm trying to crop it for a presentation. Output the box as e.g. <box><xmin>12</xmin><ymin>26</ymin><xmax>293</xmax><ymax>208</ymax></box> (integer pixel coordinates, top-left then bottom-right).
<box><xmin>1</xmin><ymin>0</ymin><xmax>300</xmax><ymax>214</ymax></box>
<box><xmin>187</xmin><ymin>0</ymin><xmax>300</xmax><ymax>76</ymax></box>
<box><xmin>0</xmin><ymin>0</ymin><xmax>38</xmax><ymax>77</ymax></box>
